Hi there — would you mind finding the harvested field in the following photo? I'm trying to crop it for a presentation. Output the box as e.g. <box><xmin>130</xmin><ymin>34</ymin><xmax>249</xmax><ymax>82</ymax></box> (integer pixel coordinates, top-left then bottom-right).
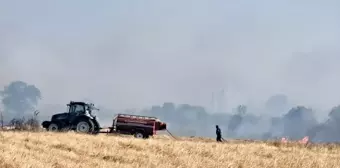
<box><xmin>0</xmin><ymin>131</ymin><xmax>340</xmax><ymax>168</ymax></box>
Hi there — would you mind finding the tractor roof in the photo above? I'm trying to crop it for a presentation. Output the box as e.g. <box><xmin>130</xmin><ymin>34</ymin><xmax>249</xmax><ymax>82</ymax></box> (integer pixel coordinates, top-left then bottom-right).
<box><xmin>68</xmin><ymin>101</ymin><xmax>86</xmax><ymax>106</ymax></box>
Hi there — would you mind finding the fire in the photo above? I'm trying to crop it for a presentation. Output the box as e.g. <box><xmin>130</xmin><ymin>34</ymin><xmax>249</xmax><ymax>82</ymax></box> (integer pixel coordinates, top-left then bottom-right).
<box><xmin>281</xmin><ymin>136</ymin><xmax>309</xmax><ymax>144</ymax></box>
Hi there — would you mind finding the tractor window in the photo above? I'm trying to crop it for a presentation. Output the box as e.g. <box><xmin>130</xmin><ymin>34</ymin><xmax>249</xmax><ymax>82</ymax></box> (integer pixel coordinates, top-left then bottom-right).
<box><xmin>75</xmin><ymin>105</ymin><xmax>85</xmax><ymax>113</ymax></box>
<box><xmin>68</xmin><ymin>105</ymin><xmax>75</xmax><ymax>113</ymax></box>
<box><xmin>67</xmin><ymin>105</ymin><xmax>70</xmax><ymax>113</ymax></box>
<box><xmin>69</xmin><ymin>104</ymin><xmax>85</xmax><ymax>114</ymax></box>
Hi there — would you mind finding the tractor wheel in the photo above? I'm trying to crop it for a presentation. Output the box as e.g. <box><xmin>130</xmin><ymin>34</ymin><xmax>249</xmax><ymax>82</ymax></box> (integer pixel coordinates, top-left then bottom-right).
<box><xmin>88</xmin><ymin>119</ymin><xmax>98</xmax><ymax>134</ymax></box>
<box><xmin>89</xmin><ymin>120</ymin><xmax>100</xmax><ymax>135</ymax></box>
<box><xmin>76</xmin><ymin>120</ymin><xmax>92</xmax><ymax>134</ymax></box>
<box><xmin>48</xmin><ymin>123</ymin><xmax>59</xmax><ymax>132</ymax></box>
<box><xmin>91</xmin><ymin>127</ymin><xmax>100</xmax><ymax>135</ymax></box>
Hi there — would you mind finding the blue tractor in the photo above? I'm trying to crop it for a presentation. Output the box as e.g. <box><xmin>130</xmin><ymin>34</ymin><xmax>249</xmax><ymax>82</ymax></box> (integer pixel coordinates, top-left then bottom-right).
<box><xmin>41</xmin><ymin>101</ymin><xmax>101</xmax><ymax>134</ymax></box>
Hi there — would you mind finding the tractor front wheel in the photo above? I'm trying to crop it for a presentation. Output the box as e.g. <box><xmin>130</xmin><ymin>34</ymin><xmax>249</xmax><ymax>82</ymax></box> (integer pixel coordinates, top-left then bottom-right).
<box><xmin>48</xmin><ymin>123</ymin><xmax>59</xmax><ymax>132</ymax></box>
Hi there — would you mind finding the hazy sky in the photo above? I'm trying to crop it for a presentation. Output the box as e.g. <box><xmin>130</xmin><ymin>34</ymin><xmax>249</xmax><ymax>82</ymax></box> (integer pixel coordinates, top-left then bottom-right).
<box><xmin>0</xmin><ymin>0</ymin><xmax>339</xmax><ymax>112</ymax></box>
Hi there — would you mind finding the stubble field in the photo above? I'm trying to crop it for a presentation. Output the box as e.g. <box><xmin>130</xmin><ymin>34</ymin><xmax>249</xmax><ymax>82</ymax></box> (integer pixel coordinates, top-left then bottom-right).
<box><xmin>0</xmin><ymin>131</ymin><xmax>339</xmax><ymax>168</ymax></box>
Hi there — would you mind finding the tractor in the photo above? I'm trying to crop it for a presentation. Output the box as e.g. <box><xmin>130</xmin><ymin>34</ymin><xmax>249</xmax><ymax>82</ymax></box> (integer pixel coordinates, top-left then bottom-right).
<box><xmin>41</xmin><ymin>101</ymin><xmax>101</xmax><ymax>134</ymax></box>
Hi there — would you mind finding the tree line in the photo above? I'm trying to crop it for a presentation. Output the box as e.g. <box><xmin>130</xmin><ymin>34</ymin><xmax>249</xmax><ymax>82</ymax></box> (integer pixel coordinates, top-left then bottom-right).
<box><xmin>134</xmin><ymin>95</ymin><xmax>340</xmax><ymax>142</ymax></box>
<box><xmin>1</xmin><ymin>80</ymin><xmax>340</xmax><ymax>142</ymax></box>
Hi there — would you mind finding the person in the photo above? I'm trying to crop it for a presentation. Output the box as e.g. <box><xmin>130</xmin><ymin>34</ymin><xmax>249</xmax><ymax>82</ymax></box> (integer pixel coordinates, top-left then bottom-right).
<box><xmin>216</xmin><ymin>125</ymin><xmax>222</xmax><ymax>142</ymax></box>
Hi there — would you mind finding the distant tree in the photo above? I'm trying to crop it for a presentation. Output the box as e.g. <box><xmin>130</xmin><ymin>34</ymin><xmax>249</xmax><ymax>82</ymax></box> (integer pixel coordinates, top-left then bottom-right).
<box><xmin>148</xmin><ymin>105</ymin><xmax>162</xmax><ymax>117</ymax></box>
<box><xmin>192</xmin><ymin>106</ymin><xmax>207</xmax><ymax>121</ymax></box>
<box><xmin>25</xmin><ymin>117</ymin><xmax>40</xmax><ymax>130</ymax></box>
<box><xmin>306</xmin><ymin>123</ymin><xmax>327</xmax><ymax>141</ymax></box>
<box><xmin>162</xmin><ymin>102</ymin><xmax>175</xmax><ymax>112</ymax></box>
<box><xmin>9</xmin><ymin>117</ymin><xmax>25</xmax><ymax>130</ymax></box>
<box><xmin>328</xmin><ymin>105</ymin><xmax>340</xmax><ymax>122</ymax></box>
<box><xmin>237</xmin><ymin>105</ymin><xmax>247</xmax><ymax>115</ymax></box>
<box><xmin>228</xmin><ymin>105</ymin><xmax>247</xmax><ymax>133</ymax></box>
<box><xmin>283</xmin><ymin>106</ymin><xmax>317</xmax><ymax>139</ymax></box>
<box><xmin>177</xmin><ymin>104</ymin><xmax>193</xmax><ymax>119</ymax></box>
<box><xmin>0</xmin><ymin>81</ymin><xmax>41</xmax><ymax>118</ymax></box>
<box><xmin>8</xmin><ymin>115</ymin><xmax>40</xmax><ymax>131</ymax></box>
<box><xmin>306</xmin><ymin>105</ymin><xmax>340</xmax><ymax>142</ymax></box>
<box><xmin>177</xmin><ymin>104</ymin><xmax>191</xmax><ymax>111</ymax></box>
<box><xmin>162</xmin><ymin>102</ymin><xmax>176</xmax><ymax>119</ymax></box>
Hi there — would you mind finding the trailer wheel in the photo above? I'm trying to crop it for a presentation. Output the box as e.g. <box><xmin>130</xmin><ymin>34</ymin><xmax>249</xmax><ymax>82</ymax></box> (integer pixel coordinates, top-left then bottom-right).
<box><xmin>134</xmin><ymin>132</ymin><xmax>144</xmax><ymax>139</ymax></box>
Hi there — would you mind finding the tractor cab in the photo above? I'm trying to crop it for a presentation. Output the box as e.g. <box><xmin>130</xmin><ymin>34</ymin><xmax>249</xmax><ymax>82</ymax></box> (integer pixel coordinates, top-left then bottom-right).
<box><xmin>67</xmin><ymin>102</ymin><xmax>85</xmax><ymax>114</ymax></box>
<box><xmin>67</xmin><ymin>101</ymin><xmax>98</xmax><ymax>118</ymax></box>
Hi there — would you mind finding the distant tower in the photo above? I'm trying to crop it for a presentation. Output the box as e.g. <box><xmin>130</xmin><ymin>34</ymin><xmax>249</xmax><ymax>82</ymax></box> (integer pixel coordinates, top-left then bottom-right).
<box><xmin>217</xmin><ymin>89</ymin><xmax>225</xmax><ymax>113</ymax></box>
<box><xmin>221</xmin><ymin>89</ymin><xmax>225</xmax><ymax>112</ymax></box>
<box><xmin>211</xmin><ymin>89</ymin><xmax>227</xmax><ymax>113</ymax></box>
<box><xmin>211</xmin><ymin>92</ymin><xmax>215</xmax><ymax>113</ymax></box>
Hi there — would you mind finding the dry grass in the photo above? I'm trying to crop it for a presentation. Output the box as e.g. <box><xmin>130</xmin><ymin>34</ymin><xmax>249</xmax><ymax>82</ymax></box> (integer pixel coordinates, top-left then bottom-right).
<box><xmin>0</xmin><ymin>131</ymin><xmax>340</xmax><ymax>168</ymax></box>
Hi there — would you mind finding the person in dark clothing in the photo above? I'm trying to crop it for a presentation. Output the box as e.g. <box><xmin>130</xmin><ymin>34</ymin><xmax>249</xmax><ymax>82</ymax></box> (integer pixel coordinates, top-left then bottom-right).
<box><xmin>216</xmin><ymin>125</ymin><xmax>222</xmax><ymax>142</ymax></box>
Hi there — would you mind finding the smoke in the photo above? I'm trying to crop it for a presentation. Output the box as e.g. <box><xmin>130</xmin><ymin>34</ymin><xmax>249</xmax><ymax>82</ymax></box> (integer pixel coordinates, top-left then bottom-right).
<box><xmin>0</xmin><ymin>1</ymin><xmax>340</xmax><ymax>141</ymax></box>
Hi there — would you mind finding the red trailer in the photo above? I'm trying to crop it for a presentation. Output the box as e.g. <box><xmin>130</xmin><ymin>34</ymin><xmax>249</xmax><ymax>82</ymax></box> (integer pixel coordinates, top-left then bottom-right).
<box><xmin>107</xmin><ymin>113</ymin><xmax>167</xmax><ymax>139</ymax></box>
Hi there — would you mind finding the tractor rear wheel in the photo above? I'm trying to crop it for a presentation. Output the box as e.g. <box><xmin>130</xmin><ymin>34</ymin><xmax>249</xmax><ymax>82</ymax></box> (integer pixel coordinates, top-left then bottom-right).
<box><xmin>89</xmin><ymin>120</ymin><xmax>100</xmax><ymax>135</ymax></box>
